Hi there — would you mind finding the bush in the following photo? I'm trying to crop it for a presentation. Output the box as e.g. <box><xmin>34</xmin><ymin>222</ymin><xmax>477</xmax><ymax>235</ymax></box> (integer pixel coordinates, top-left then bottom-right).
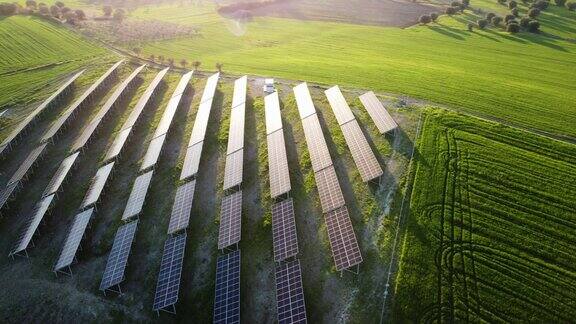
<box><xmin>520</xmin><ymin>16</ymin><xmax>532</xmax><ymax>27</ymax></box>
<box><xmin>430</xmin><ymin>12</ymin><xmax>439</xmax><ymax>21</ymax></box>
<box><xmin>477</xmin><ymin>18</ymin><xmax>489</xmax><ymax>28</ymax></box>
<box><xmin>511</xmin><ymin>8</ymin><xmax>519</xmax><ymax>15</ymax></box>
<box><xmin>61</xmin><ymin>6</ymin><xmax>70</xmax><ymax>14</ymax></box>
<box><xmin>498</xmin><ymin>0</ymin><xmax>506</xmax><ymax>4</ymax></box>
<box><xmin>528</xmin><ymin>19</ymin><xmax>540</xmax><ymax>32</ymax></box>
<box><xmin>507</xmin><ymin>19</ymin><xmax>519</xmax><ymax>25</ymax></box>
<box><xmin>49</xmin><ymin>4</ymin><xmax>59</xmax><ymax>17</ymax></box>
<box><xmin>445</xmin><ymin>6</ymin><xmax>457</xmax><ymax>14</ymax></box>
<box><xmin>0</xmin><ymin>2</ymin><xmax>18</xmax><ymax>15</ymax></box>
<box><xmin>102</xmin><ymin>5</ymin><xmax>112</xmax><ymax>16</ymax></box>
<box><xmin>492</xmin><ymin>15</ymin><xmax>503</xmax><ymax>25</ymax></box>
<box><xmin>74</xmin><ymin>9</ymin><xmax>85</xmax><ymax>20</ymax></box>
<box><xmin>487</xmin><ymin>12</ymin><xmax>496</xmax><ymax>20</ymax></box>
<box><xmin>38</xmin><ymin>4</ymin><xmax>49</xmax><ymax>15</ymax></box>
<box><xmin>462</xmin><ymin>0</ymin><xmax>470</xmax><ymax>6</ymax></box>
<box><xmin>54</xmin><ymin>1</ymin><xmax>64</xmax><ymax>8</ymax></box>
<box><xmin>505</xmin><ymin>14</ymin><xmax>516</xmax><ymax>22</ymax></box>
<box><xmin>25</xmin><ymin>0</ymin><xmax>37</xmax><ymax>9</ymax></box>
<box><xmin>507</xmin><ymin>22</ymin><xmax>520</xmax><ymax>32</ymax></box>
<box><xmin>554</xmin><ymin>0</ymin><xmax>567</xmax><ymax>5</ymax></box>
<box><xmin>528</xmin><ymin>8</ymin><xmax>541</xmax><ymax>17</ymax></box>
<box><xmin>568</xmin><ymin>1</ymin><xmax>576</xmax><ymax>10</ymax></box>
<box><xmin>451</xmin><ymin>1</ymin><xmax>462</xmax><ymax>6</ymax></box>
<box><xmin>419</xmin><ymin>14</ymin><xmax>432</xmax><ymax>24</ymax></box>
<box><xmin>532</xmin><ymin>0</ymin><xmax>550</xmax><ymax>9</ymax></box>
<box><xmin>508</xmin><ymin>0</ymin><xmax>518</xmax><ymax>7</ymax></box>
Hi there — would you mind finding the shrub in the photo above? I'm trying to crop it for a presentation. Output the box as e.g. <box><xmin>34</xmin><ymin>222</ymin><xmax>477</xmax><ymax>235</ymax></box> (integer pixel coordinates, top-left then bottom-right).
<box><xmin>445</xmin><ymin>6</ymin><xmax>457</xmax><ymax>14</ymax></box>
<box><xmin>492</xmin><ymin>15</ymin><xmax>503</xmax><ymax>25</ymax></box>
<box><xmin>430</xmin><ymin>12</ymin><xmax>439</xmax><ymax>21</ymax></box>
<box><xmin>507</xmin><ymin>22</ymin><xmax>520</xmax><ymax>32</ymax></box>
<box><xmin>520</xmin><ymin>16</ymin><xmax>532</xmax><ymax>27</ymax></box>
<box><xmin>25</xmin><ymin>0</ymin><xmax>37</xmax><ymax>9</ymax></box>
<box><xmin>498</xmin><ymin>0</ymin><xmax>507</xmax><ymax>4</ymax></box>
<box><xmin>61</xmin><ymin>6</ymin><xmax>70</xmax><ymax>14</ymax></box>
<box><xmin>451</xmin><ymin>1</ymin><xmax>462</xmax><ymax>6</ymax></box>
<box><xmin>567</xmin><ymin>1</ymin><xmax>576</xmax><ymax>10</ymax></box>
<box><xmin>554</xmin><ymin>0</ymin><xmax>566</xmax><ymax>5</ymax></box>
<box><xmin>477</xmin><ymin>18</ymin><xmax>489</xmax><ymax>28</ymax></box>
<box><xmin>528</xmin><ymin>8</ymin><xmax>541</xmax><ymax>17</ymax></box>
<box><xmin>468</xmin><ymin>22</ymin><xmax>474</xmax><ymax>31</ymax></box>
<box><xmin>532</xmin><ymin>0</ymin><xmax>549</xmax><ymax>9</ymax></box>
<box><xmin>75</xmin><ymin>9</ymin><xmax>85</xmax><ymax>20</ymax></box>
<box><xmin>511</xmin><ymin>8</ymin><xmax>519</xmax><ymax>15</ymax></box>
<box><xmin>102</xmin><ymin>5</ymin><xmax>112</xmax><ymax>16</ymax></box>
<box><xmin>63</xmin><ymin>11</ymin><xmax>76</xmax><ymax>24</ymax></box>
<box><xmin>419</xmin><ymin>14</ymin><xmax>432</xmax><ymax>24</ymax></box>
<box><xmin>507</xmin><ymin>18</ymin><xmax>519</xmax><ymax>25</ymax></box>
<box><xmin>486</xmin><ymin>12</ymin><xmax>496</xmax><ymax>20</ymax></box>
<box><xmin>462</xmin><ymin>0</ymin><xmax>470</xmax><ymax>6</ymax></box>
<box><xmin>0</xmin><ymin>2</ymin><xmax>18</xmax><ymax>15</ymax></box>
<box><xmin>54</xmin><ymin>1</ymin><xmax>64</xmax><ymax>8</ymax></box>
<box><xmin>508</xmin><ymin>0</ymin><xmax>518</xmax><ymax>7</ymax></box>
<box><xmin>505</xmin><ymin>13</ymin><xmax>516</xmax><ymax>22</ymax></box>
<box><xmin>38</xmin><ymin>4</ymin><xmax>49</xmax><ymax>15</ymax></box>
<box><xmin>528</xmin><ymin>19</ymin><xmax>540</xmax><ymax>31</ymax></box>
<box><xmin>49</xmin><ymin>4</ymin><xmax>59</xmax><ymax>17</ymax></box>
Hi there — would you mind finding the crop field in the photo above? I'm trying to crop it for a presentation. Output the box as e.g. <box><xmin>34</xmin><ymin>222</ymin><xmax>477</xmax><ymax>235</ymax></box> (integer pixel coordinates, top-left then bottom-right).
<box><xmin>124</xmin><ymin>2</ymin><xmax>576</xmax><ymax>138</ymax></box>
<box><xmin>391</xmin><ymin>108</ymin><xmax>576</xmax><ymax>322</ymax></box>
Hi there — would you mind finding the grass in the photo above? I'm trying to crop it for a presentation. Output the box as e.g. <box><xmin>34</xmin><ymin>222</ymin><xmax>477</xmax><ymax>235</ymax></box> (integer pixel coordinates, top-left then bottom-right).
<box><xmin>126</xmin><ymin>2</ymin><xmax>576</xmax><ymax>138</ymax></box>
<box><xmin>392</xmin><ymin>108</ymin><xmax>576</xmax><ymax>322</ymax></box>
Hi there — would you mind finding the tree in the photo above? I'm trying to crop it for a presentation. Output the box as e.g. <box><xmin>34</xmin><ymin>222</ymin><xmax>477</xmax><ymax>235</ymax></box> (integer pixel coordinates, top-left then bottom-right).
<box><xmin>506</xmin><ymin>22</ymin><xmax>520</xmax><ymax>32</ymax></box>
<box><xmin>528</xmin><ymin>19</ymin><xmax>540</xmax><ymax>32</ymax></box>
<box><xmin>567</xmin><ymin>1</ymin><xmax>576</xmax><ymax>10</ymax></box>
<box><xmin>61</xmin><ymin>6</ymin><xmax>70</xmax><ymax>14</ymax></box>
<box><xmin>511</xmin><ymin>8</ymin><xmax>519</xmax><ymax>16</ymax></box>
<box><xmin>63</xmin><ymin>11</ymin><xmax>77</xmax><ymax>24</ymax></box>
<box><xmin>528</xmin><ymin>8</ymin><xmax>540</xmax><ymax>17</ymax></box>
<box><xmin>492</xmin><ymin>15</ymin><xmax>503</xmax><ymax>25</ymax></box>
<box><xmin>520</xmin><ymin>16</ymin><xmax>532</xmax><ymax>27</ymax></box>
<box><xmin>149</xmin><ymin>54</ymin><xmax>155</xmax><ymax>62</ymax></box>
<box><xmin>180</xmin><ymin>58</ymin><xmax>188</xmax><ymax>68</ymax></box>
<box><xmin>451</xmin><ymin>1</ymin><xmax>461</xmax><ymax>6</ymax></box>
<box><xmin>38</xmin><ymin>4</ymin><xmax>49</xmax><ymax>15</ymax></box>
<box><xmin>133</xmin><ymin>47</ymin><xmax>142</xmax><ymax>56</ymax></box>
<box><xmin>532</xmin><ymin>0</ymin><xmax>549</xmax><ymax>9</ymax></box>
<box><xmin>0</xmin><ymin>3</ymin><xmax>18</xmax><ymax>15</ymax></box>
<box><xmin>477</xmin><ymin>18</ymin><xmax>489</xmax><ymax>29</ymax></box>
<box><xmin>54</xmin><ymin>1</ymin><xmax>64</xmax><ymax>8</ymax></box>
<box><xmin>167</xmin><ymin>58</ymin><xmax>175</xmax><ymax>66</ymax></box>
<box><xmin>497</xmin><ymin>0</ymin><xmax>506</xmax><ymax>4</ymax></box>
<box><xmin>505</xmin><ymin>14</ymin><xmax>516</xmax><ymax>22</ymax></box>
<box><xmin>102</xmin><ymin>5</ymin><xmax>112</xmax><ymax>17</ymax></box>
<box><xmin>467</xmin><ymin>23</ymin><xmax>474</xmax><ymax>31</ymax></box>
<box><xmin>50</xmin><ymin>5</ymin><xmax>60</xmax><ymax>18</ymax></box>
<box><xmin>508</xmin><ymin>0</ymin><xmax>518</xmax><ymax>8</ymax></box>
<box><xmin>74</xmin><ymin>9</ymin><xmax>85</xmax><ymax>20</ymax></box>
<box><xmin>419</xmin><ymin>14</ymin><xmax>432</xmax><ymax>24</ymax></box>
<box><xmin>554</xmin><ymin>0</ymin><xmax>566</xmax><ymax>5</ymax></box>
<box><xmin>215</xmin><ymin>62</ymin><xmax>223</xmax><ymax>72</ymax></box>
<box><xmin>462</xmin><ymin>0</ymin><xmax>470</xmax><ymax>6</ymax></box>
<box><xmin>25</xmin><ymin>0</ymin><xmax>37</xmax><ymax>9</ymax></box>
<box><xmin>192</xmin><ymin>61</ymin><xmax>201</xmax><ymax>70</ymax></box>
<box><xmin>445</xmin><ymin>6</ymin><xmax>457</xmax><ymax>14</ymax></box>
<box><xmin>430</xmin><ymin>12</ymin><xmax>439</xmax><ymax>21</ymax></box>
<box><xmin>486</xmin><ymin>12</ymin><xmax>496</xmax><ymax>20</ymax></box>
<box><xmin>113</xmin><ymin>8</ymin><xmax>125</xmax><ymax>22</ymax></box>
<box><xmin>158</xmin><ymin>55</ymin><xmax>165</xmax><ymax>64</ymax></box>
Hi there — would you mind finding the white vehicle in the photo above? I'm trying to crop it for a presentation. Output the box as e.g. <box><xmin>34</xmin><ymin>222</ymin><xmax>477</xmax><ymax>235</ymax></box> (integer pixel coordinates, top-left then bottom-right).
<box><xmin>263</xmin><ymin>78</ymin><xmax>275</xmax><ymax>94</ymax></box>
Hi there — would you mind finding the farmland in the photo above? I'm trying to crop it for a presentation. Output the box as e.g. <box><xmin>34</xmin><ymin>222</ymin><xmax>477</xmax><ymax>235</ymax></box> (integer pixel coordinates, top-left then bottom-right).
<box><xmin>391</xmin><ymin>108</ymin><xmax>576</xmax><ymax>322</ymax></box>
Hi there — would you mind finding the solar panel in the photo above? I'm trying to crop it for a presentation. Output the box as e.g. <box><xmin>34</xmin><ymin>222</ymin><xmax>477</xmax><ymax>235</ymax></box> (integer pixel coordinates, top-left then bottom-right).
<box><xmin>218</xmin><ymin>191</ymin><xmax>242</xmax><ymax>250</ymax></box>
<box><xmin>324</xmin><ymin>206</ymin><xmax>363</xmax><ymax>271</ymax></box>
<box><xmin>0</xmin><ymin>70</ymin><xmax>83</xmax><ymax>151</ymax></box>
<box><xmin>325</xmin><ymin>85</ymin><xmax>356</xmax><ymax>126</ymax></box>
<box><xmin>43</xmin><ymin>152</ymin><xmax>79</xmax><ymax>197</ymax></box>
<box><xmin>54</xmin><ymin>207</ymin><xmax>93</xmax><ymax>272</ymax></box>
<box><xmin>232</xmin><ymin>76</ymin><xmax>247</xmax><ymax>109</ymax></box>
<box><xmin>358</xmin><ymin>91</ymin><xmax>398</xmax><ymax>134</ymax></box>
<box><xmin>0</xmin><ymin>144</ymin><xmax>7</xmax><ymax>156</ymax></box>
<box><xmin>214</xmin><ymin>250</ymin><xmax>241</xmax><ymax>324</ymax></box>
<box><xmin>172</xmin><ymin>71</ymin><xmax>194</xmax><ymax>98</ymax></box>
<box><xmin>80</xmin><ymin>162</ymin><xmax>115</xmax><ymax>209</ymax></box>
<box><xmin>340</xmin><ymin>120</ymin><xmax>383</xmax><ymax>182</ymax></box>
<box><xmin>167</xmin><ymin>180</ymin><xmax>196</xmax><ymax>234</ymax></box>
<box><xmin>223</xmin><ymin>149</ymin><xmax>243</xmax><ymax>191</ymax></box>
<box><xmin>122</xmin><ymin>68</ymin><xmax>169</xmax><ymax>131</ymax></box>
<box><xmin>100</xmin><ymin>220</ymin><xmax>138</xmax><ymax>291</ymax></box>
<box><xmin>272</xmin><ymin>198</ymin><xmax>299</xmax><ymax>262</ymax></box>
<box><xmin>104</xmin><ymin>127</ymin><xmax>131</xmax><ymax>162</ymax></box>
<box><xmin>275</xmin><ymin>260</ymin><xmax>307</xmax><ymax>324</ymax></box>
<box><xmin>153</xmin><ymin>71</ymin><xmax>194</xmax><ymax>138</ymax></box>
<box><xmin>315</xmin><ymin>166</ymin><xmax>345</xmax><ymax>213</ymax></box>
<box><xmin>180</xmin><ymin>141</ymin><xmax>203</xmax><ymax>180</ymax></box>
<box><xmin>8</xmin><ymin>143</ymin><xmax>47</xmax><ymax>185</ymax></box>
<box><xmin>301</xmin><ymin>114</ymin><xmax>332</xmax><ymax>173</ymax></box>
<box><xmin>40</xmin><ymin>61</ymin><xmax>124</xmax><ymax>143</ymax></box>
<box><xmin>10</xmin><ymin>194</ymin><xmax>55</xmax><ymax>256</ymax></box>
<box><xmin>152</xmin><ymin>233</ymin><xmax>187</xmax><ymax>313</ymax></box>
<box><xmin>0</xmin><ymin>182</ymin><xmax>18</xmax><ymax>210</ymax></box>
<box><xmin>265</xmin><ymin>92</ymin><xmax>283</xmax><ymax>135</ymax></box>
<box><xmin>267</xmin><ymin>131</ymin><xmax>291</xmax><ymax>198</ymax></box>
<box><xmin>122</xmin><ymin>170</ymin><xmax>153</xmax><ymax>221</ymax></box>
<box><xmin>140</xmin><ymin>134</ymin><xmax>166</xmax><ymax>171</ymax></box>
<box><xmin>226</xmin><ymin>103</ymin><xmax>245</xmax><ymax>155</ymax></box>
<box><xmin>200</xmin><ymin>72</ymin><xmax>220</xmax><ymax>103</ymax></box>
<box><xmin>188</xmin><ymin>99</ymin><xmax>214</xmax><ymax>147</ymax></box>
<box><xmin>70</xmin><ymin>119</ymin><xmax>100</xmax><ymax>152</ymax></box>
<box><xmin>293</xmin><ymin>83</ymin><xmax>316</xmax><ymax>120</ymax></box>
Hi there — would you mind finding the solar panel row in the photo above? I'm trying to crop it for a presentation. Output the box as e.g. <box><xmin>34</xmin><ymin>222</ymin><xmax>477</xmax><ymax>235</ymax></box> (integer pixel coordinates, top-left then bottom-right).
<box><xmin>167</xmin><ymin>180</ymin><xmax>196</xmax><ymax>235</ymax></box>
<box><xmin>272</xmin><ymin>199</ymin><xmax>299</xmax><ymax>262</ymax></box>
<box><xmin>226</xmin><ymin>103</ymin><xmax>245</xmax><ymax>155</ymax></box>
<box><xmin>264</xmin><ymin>92</ymin><xmax>283</xmax><ymax>135</ymax></box>
<box><xmin>267</xmin><ymin>131</ymin><xmax>291</xmax><ymax>198</ymax></box>
<box><xmin>140</xmin><ymin>134</ymin><xmax>166</xmax><ymax>172</ymax></box>
<box><xmin>54</xmin><ymin>207</ymin><xmax>94</xmax><ymax>273</ymax></box>
<box><xmin>275</xmin><ymin>260</ymin><xmax>307</xmax><ymax>324</ymax></box>
<box><xmin>358</xmin><ymin>91</ymin><xmax>398</xmax><ymax>134</ymax></box>
<box><xmin>324</xmin><ymin>206</ymin><xmax>363</xmax><ymax>271</ymax></box>
<box><xmin>8</xmin><ymin>143</ymin><xmax>47</xmax><ymax>186</ymax></box>
<box><xmin>100</xmin><ymin>220</ymin><xmax>138</xmax><ymax>292</ymax></box>
<box><xmin>0</xmin><ymin>70</ymin><xmax>83</xmax><ymax>155</ymax></box>
<box><xmin>301</xmin><ymin>114</ymin><xmax>332</xmax><ymax>173</ymax></box>
<box><xmin>325</xmin><ymin>86</ymin><xmax>382</xmax><ymax>182</ymax></box>
<box><xmin>41</xmin><ymin>61</ymin><xmax>124</xmax><ymax>143</ymax></box>
<box><xmin>0</xmin><ymin>182</ymin><xmax>17</xmax><ymax>211</ymax></box>
<box><xmin>221</xmin><ymin>76</ymin><xmax>247</xmax><ymax>191</ymax></box>
<box><xmin>231</xmin><ymin>76</ymin><xmax>247</xmax><ymax>109</ymax></box>
<box><xmin>180</xmin><ymin>141</ymin><xmax>203</xmax><ymax>181</ymax></box>
<box><xmin>214</xmin><ymin>250</ymin><xmax>241</xmax><ymax>324</ymax></box>
<box><xmin>217</xmin><ymin>191</ymin><xmax>242</xmax><ymax>250</ymax></box>
<box><xmin>9</xmin><ymin>194</ymin><xmax>55</xmax><ymax>257</ymax></box>
<box><xmin>223</xmin><ymin>149</ymin><xmax>244</xmax><ymax>191</ymax></box>
<box><xmin>43</xmin><ymin>152</ymin><xmax>80</xmax><ymax>197</ymax></box>
<box><xmin>152</xmin><ymin>233</ymin><xmax>187</xmax><ymax>313</ymax></box>
<box><xmin>80</xmin><ymin>162</ymin><xmax>115</xmax><ymax>209</ymax></box>
<box><xmin>122</xmin><ymin>170</ymin><xmax>154</xmax><ymax>221</ymax></box>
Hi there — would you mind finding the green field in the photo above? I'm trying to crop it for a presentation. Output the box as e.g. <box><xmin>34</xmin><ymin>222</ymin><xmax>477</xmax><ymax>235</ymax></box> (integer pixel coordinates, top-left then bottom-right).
<box><xmin>392</xmin><ymin>108</ymin><xmax>576</xmax><ymax>322</ymax></box>
<box><xmin>127</xmin><ymin>2</ymin><xmax>576</xmax><ymax>138</ymax></box>
<box><xmin>0</xmin><ymin>15</ymin><xmax>111</xmax><ymax>127</ymax></box>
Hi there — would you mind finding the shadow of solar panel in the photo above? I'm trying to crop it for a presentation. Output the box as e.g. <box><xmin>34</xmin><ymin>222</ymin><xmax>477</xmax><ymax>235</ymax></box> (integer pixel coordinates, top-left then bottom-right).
<box><xmin>272</xmin><ymin>198</ymin><xmax>299</xmax><ymax>262</ymax></box>
<box><xmin>105</xmin><ymin>127</ymin><xmax>131</xmax><ymax>162</ymax></box>
<box><xmin>153</xmin><ymin>233</ymin><xmax>187</xmax><ymax>312</ymax></box>
<box><xmin>168</xmin><ymin>180</ymin><xmax>196</xmax><ymax>234</ymax></box>
<box><xmin>0</xmin><ymin>182</ymin><xmax>18</xmax><ymax>210</ymax></box>
<box><xmin>275</xmin><ymin>260</ymin><xmax>307</xmax><ymax>324</ymax></box>
<box><xmin>122</xmin><ymin>170</ymin><xmax>153</xmax><ymax>221</ymax></box>
<box><xmin>9</xmin><ymin>143</ymin><xmax>47</xmax><ymax>185</ymax></box>
<box><xmin>214</xmin><ymin>250</ymin><xmax>241</xmax><ymax>324</ymax></box>
<box><xmin>43</xmin><ymin>152</ymin><xmax>79</xmax><ymax>197</ymax></box>
<box><xmin>81</xmin><ymin>162</ymin><xmax>115</xmax><ymax>209</ymax></box>
<box><xmin>140</xmin><ymin>134</ymin><xmax>166</xmax><ymax>171</ymax></box>
<box><xmin>359</xmin><ymin>91</ymin><xmax>398</xmax><ymax>134</ymax></box>
<box><xmin>180</xmin><ymin>141</ymin><xmax>204</xmax><ymax>180</ymax></box>
<box><xmin>226</xmin><ymin>103</ymin><xmax>245</xmax><ymax>155</ymax></box>
<box><xmin>11</xmin><ymin>194</ymin><xmax>55</xmax><ymax>256</ymax></box>
<box><xmin>223</xmin><ymin>149</ymin><xmax>243</xmax><ymax>191</ymax></box>
<box><xmin>315</xmin><ymin>166</ymin><xmax>345</xmax><ymax>213</ymax></box>
<box><xmin>301</xmin><ymin>114</ymin><xmax>332</xmax><ymax>173</ymax></box>
<box><xmin>54</xmin><ymin>207</ymin><xmax>93</xmax><ymax>272</ymax></box>
<box><xmin>325</xmin><ymin>85</ymin><xmax>355</xmax><ymax>126</ymax></box>
<box><xmin>324</xmin><ymin>206</ymin><xmax>362</xmax><ymax>271</ymax></box>
<box><xmin>218</xmin><ymin>191</ymin><xmax>242</xmax><ymax>250</ymax></box>
<box><xmin>267</xmin><ymin>131</ymin><xmax>291</xmax><ymax>198</ymax></box>
<box><xmin>232</xmin><ymin>76</ymin><xmax>247</xmax><ymax>109</ymax></box>
<box><xmin>293</xmin><ymin>83</ymin><xmax>316</xmax><ymax>120</ymax></box>
<box><xmin>341</xmin><ymin>120</ymin><xmax>383</xmax><ymax>182</ymax></box>
<box><xmin>100</xmin><ymin>220</ymin><xmax>138</xmax><ymax>291</ymax></box>
<box><xmin>265</xmin><ymin>92</ymin><xmax>283</xmax><ymax>135</ymax></box>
